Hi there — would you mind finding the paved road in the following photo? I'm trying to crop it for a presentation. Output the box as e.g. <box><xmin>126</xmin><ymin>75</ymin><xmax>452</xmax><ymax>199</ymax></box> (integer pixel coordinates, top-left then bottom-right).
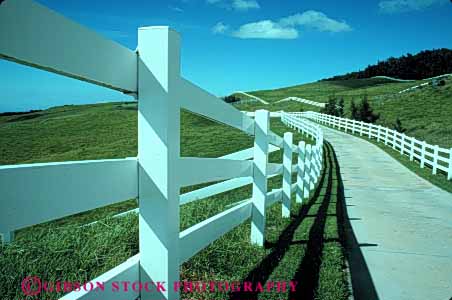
<box><xmin>321</xmin><ymin>126</ymin><xmax>452</xmax><ymax>300</ymax></box>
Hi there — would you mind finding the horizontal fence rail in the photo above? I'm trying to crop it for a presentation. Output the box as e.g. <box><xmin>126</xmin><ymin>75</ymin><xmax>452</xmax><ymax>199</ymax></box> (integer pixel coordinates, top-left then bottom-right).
<box><xmin>0</xmin><ymin>158</ymin><xmax>138</xmax><ymax>242</ymax></box>
<box><xmin>276</xmin><ymin>96</ymin><xmax>326</xmax><ymax>108</ymax></box>
<box><xmin>296</xmin><ymin>111</ymin><xmax>452</xmax><ymax>180</ymax></box>
<box><xmin>233</xmin><ymin>91</ymin><xmax>269</xmax><ymax>104</ymax></box>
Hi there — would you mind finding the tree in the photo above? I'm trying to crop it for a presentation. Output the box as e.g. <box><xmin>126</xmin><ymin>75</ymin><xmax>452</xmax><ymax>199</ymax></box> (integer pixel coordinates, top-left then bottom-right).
<box><xmin>358</xmin><ymin>96</ymin><xmax>380</xmax><ymax>123</ymax></box>
<box><xmin>393</xmin><ymin>117</ymin><xmax>407</xmax><ymax>133</ymax></box>
<box><xmin>222</xmin><ymin>95</ymin><xmax>240</xmax><ymax>103</ymax></box>
<box><xmin>321</xmin><ymin>96</ymin><xmax>339</xmax><ymax>116</ymax></box>
<box><xmin>338</xmin><ymin>97</ymin><xmax>345</xmax><ymax>117</ymax></box>
<box><xmin>350</xmin><ymin>99</ymin><xmax>359</xmax><ymax>120</ymax></box>
<box><xmin>322</xmin><ymin>48</ymin><xmax>452</xmax><ymax>81</ymax></box>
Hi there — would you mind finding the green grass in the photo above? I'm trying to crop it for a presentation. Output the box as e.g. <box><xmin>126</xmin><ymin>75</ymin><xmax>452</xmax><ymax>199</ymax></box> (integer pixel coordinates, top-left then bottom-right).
<box><xmin>239</xmin><ymin>77</ymin><xmax>426</xmax><ymax>104</ymax></box>
<box><xmin>0</xmin><ymin>103</ymin><xmax>349</xmax><ymax>300</ymax></box>
<box><xmin>237</xmin><ymin>76</ymin><xmax>451</xmax><ymax>192</ymax></box>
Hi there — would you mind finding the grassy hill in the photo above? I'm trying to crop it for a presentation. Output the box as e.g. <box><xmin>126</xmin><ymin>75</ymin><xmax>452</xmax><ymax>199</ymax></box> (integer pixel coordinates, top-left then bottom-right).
<box><xmin>239</xmin><ymin>77</ymin><xmax>452</xmax><ymax>148</ymax></box>
<box><xmin>0</xmin><ymin>103</ymin><xmax>349</xmax><ymax>300</ymax></box>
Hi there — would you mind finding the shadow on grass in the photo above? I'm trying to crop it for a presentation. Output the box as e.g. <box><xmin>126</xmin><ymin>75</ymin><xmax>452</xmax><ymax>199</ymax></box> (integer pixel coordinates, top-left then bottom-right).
<box><xmin>229</xmin><ymin>142</ymin><xmax>379</xmax><ymax>300</ymax></box>
<box><xmin>229</xmin><ymin>144</ymin><xmax>331</xmax><ymax>300</ymax></box>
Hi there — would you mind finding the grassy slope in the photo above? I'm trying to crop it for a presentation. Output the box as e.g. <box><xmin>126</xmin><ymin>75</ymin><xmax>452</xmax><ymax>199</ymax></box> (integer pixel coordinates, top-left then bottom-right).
<box><xmin>0</xmin><ymin>103</ymin><xmax>349</xmax><ymax>300</ymax></box>
<box><xmin>242</xmin><ymin>78</ymin><xmax>426</xmax><ymax>104</ymax></box>
<box><xmin>243</xmin><ymin>77</ymin><xmax>452</xmax><ymax>148</ymax></box>
<box><xmin>241</xmin><ymin>77</ymin><xmax>452</xmax><ymax>192</ymax></box>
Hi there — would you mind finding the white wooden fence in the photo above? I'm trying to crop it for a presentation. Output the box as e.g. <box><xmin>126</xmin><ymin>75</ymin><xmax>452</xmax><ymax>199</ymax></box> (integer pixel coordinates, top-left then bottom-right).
<box><xmin>294</xmin><ymin>111</ymin><xmax>452</xmax><ymax>180</ymax></box>
<box><xmin>276</xmin><ymin>96</ymin><xmax>326</xmax><ymax>108</ymax></box>
<box><xmin>0</xmin><ymin>1</ymin><xmax>324</xmax><ymax>300</ymax></box>
<box><xmin>233</xmin><ymin>91</ymin><xmax>269</xmax><ymax>104</ymax></box>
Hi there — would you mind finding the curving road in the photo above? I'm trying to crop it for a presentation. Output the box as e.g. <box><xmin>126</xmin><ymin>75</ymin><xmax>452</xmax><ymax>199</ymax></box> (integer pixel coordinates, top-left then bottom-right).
<box><xmin>321</xmin><ymin>125</ymin><xmax>452</xmax><ymax>300</ymax></box>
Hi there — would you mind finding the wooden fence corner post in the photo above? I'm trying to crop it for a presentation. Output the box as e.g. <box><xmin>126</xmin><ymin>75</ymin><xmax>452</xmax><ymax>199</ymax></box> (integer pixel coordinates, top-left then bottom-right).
<box><xmin>137</xmin><ymin>26</ymin><xmax>181</xmax><ymax>300</ymax></box>
<box><xmin>282</xmin><ymin>132</ymin><xmax>293</xmax><ymax>218</ymax></box>
<box><xmin>251</xmin><ymin>109</ymin><xmax>269</xmax><ymax>246</ymax></box>
<box><xmin>296</xmin><ymin>141</ymin><xmax>306</xmax><ymax>204</ymax></box>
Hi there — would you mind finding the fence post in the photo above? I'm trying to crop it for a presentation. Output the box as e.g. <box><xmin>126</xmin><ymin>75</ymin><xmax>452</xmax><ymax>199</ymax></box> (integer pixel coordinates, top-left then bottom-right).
<box><xmin>368</xmin><ymin>124</ymin><xmax>372</xmax><ymax>138</ymax></box>
<box><xmin>282</xmin><ymin>132</ymin><xmax>293</xmax><ymax>218</ymax></box>
<box><xmin>251</xmin><ymin>109</ymin><xmax>269</xmax><ymax>246</ymax></box>
<box><xmin>304</xmin><ymin>144</ymin><xmax>312</xmax><ymax>199</ymax></box>
<box><xmin>432</xmin><ymin>145</ymin><xmax>439</xmax><ymax>175</ymax></box>
<box><xmin>309</xmin><ymin>145</ymin><xmax>316</xmax><ymax>191</ymax></box>
<box><xmin>385</xmin><ymin>127</ymin><xmax>389</xmax><ymax>145</ymax></box>
<box><xmin>377</xmin><ymin>125</ymin><xmax>381</xmax><ymax>142</ymax></box>
<box><xmin>448</xmin><ymin>148</ymin><xmax>452</xmax><ymax>180</ymax></box>
<box><xmin>352</xmin><ymin>120</ymin><xmax>355</xmax><ymax>134</ymax></box>
<box><xmin>409</xmin><ymin>137</ymin><xmax>415</xmax><ymax>161</ymax></box>
<box><xmin>296</xmin><ymin>141</ymin><xmax>306</xmax><ymax>203</ymax></box>
<box><xmin>137</xmin><ymin>26</ymin><xmax>180</xmax><ymax>300</ymax></box>
<box><xmin>360</xmin><ymin>121</ymin><xmax>364</xmax><ymax>136</ymax></box>
<box><xmin>392</xmin><ymin>132</ymin><xmax>397</xmax><ymax>150</ymax></box>
<box><xmin>400</xmin><ymin>134</ymin><xmax>405</xmax><ymax>155</ymax></box>
<box><xmin>420</xmin><ymin>141</ymin><xmax>426</xmax><ymax>168</ymax></box>
<box><xmin>312</xmin><ymin>145</ymin><xmax>320</xmax><ymax>184</ymax></box>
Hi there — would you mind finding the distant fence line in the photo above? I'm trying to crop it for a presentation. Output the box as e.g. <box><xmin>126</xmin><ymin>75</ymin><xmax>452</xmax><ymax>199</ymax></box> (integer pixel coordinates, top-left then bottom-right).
<box><xmin>276</xmin><ymin>97</ymin><xmax>326</xmax><ymax>108</ymax></box>
<box><xmin>295</xmin><ymin>111</ymin><xmax>452</xmax><ymax>180</ymax></box>
<box><xmin>232</xmin><ymin>91</ymin><xmax>269</xmax><ymax>104</ymax></box>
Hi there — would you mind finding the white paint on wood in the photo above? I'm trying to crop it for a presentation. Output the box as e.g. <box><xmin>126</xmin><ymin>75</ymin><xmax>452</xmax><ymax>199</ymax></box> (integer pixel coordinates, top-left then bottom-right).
<box><xmin>137</xmin><ymin>26</ymin><xmax>180</xmax><ymax>300</ymax></box>
<box><xmin>282</xmin><ymin>132</ymin><xmax>293</xmax><ymax>217</ymax></box>
<box><xmin>0</xmin><ymin>0</ymin><xmax>137</xmax><ymax>93</ymax></box>
<box><xmin>296</xmin><ymin>141</ymin><xmax>306</xmax><ymax>203</ymax></box>
<box><xmin>179</xmin><ymin>78</ymin><xmax>254</xmax><ymax>135</ymax></box>
<box><xmin>0</xmin><ymin>158</ymin><xmax>137</xmax><ymax>235</ymax></box>
<box><xmin>61</xmin><ymin>255</ymin><xmax>140</xmax><ymax>300</ymax></box>
<box><xmin>179</xmin><ymin>200</ymin><xmax>252</xmax><ymax>263</ymax></box>
<box><xmin>251</xmin><ymin>110</ymin><xmax>269</xmax><ymax>246</ymax></box>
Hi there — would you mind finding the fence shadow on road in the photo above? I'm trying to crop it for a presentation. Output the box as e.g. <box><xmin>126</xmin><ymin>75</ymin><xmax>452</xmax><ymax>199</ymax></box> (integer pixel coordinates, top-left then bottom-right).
<box><xmin>333</xmin><ymin>142</ymin><xmax>380</xmax><ymax>300</ymax></box>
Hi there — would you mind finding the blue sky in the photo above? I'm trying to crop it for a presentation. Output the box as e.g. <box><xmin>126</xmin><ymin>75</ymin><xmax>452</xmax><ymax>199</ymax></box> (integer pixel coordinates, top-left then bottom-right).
<box><xmin>1</xmin><ymin>0</ymin><xmax>451</xmax><ymax>112</ymax></box>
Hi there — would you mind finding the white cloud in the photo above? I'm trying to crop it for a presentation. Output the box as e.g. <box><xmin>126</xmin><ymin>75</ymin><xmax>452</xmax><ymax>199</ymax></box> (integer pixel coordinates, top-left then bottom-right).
<box><xmin>212</xmin><ymin>22</ymin><xmax>230</xmax><ymax>34</ymax></box>
<box><xmin>232</xmin><ymin>0</ymin><xmax>260</xmax><ymax>11</ymax></box>
<box><xmin>232</xmin><ymin>20</ymin><xmax>298</xmax><ymax>39</ymax></box>
<box><xmin>206</xmin><ymin>0</ymin><xmax>260</xmax><ymax>11</ymax></box>
<box><xmin>215</xmin><ymin>10</ymin><xmax>352</xmax><ymax>39</ymax></box>
<box><xmin>279</xmin><ymin>11</ymin><xmax>352</xmax><ymax>33</ymax></box>
<box><xmin>379</xmin><ymin>0</ymin><xmax>448</xmax><ymax>13</ymax></box>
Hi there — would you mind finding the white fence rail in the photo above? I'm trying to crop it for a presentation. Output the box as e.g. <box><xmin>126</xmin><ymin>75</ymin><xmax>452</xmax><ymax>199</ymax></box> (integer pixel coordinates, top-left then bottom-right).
<box><xmin>295</xmin><ymin>111</ymin><xmax>452</xmax><ymax>180</ymax></box>
<box><xmin>0</xmin><ymin>1</ymin><xmax>324</xmax><ymax>300</ymax></box>
<box><xmin>233</xmin><ymin>91</ymin><xmax>269</xmax><ymax>104</ymax></box>
<box><xmin>276</xmin><ymin>96</ymin><xmax>326</xmax><ymax>108</ymax></box>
